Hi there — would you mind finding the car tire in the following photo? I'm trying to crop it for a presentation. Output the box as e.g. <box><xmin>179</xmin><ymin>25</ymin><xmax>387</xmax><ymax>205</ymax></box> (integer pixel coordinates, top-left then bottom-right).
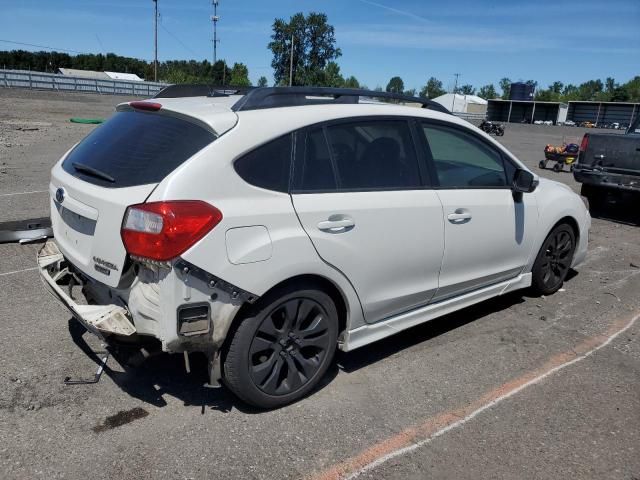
<box><xmin>222</xmin><ymin>283</ymin><xmax>339</xmax><ymax>409</ymax></box>
<box><xmin>553</xmin><ymin>163</ymin><xmax>561</xmax><ymax>172</ymax></box>
<box><xmin>531</xmin><ymin>223</ymin><xmax>576</xmax><ymax>295</ymax></box>
<box><xmin>538</xmin><ymin>160</ymin><xmax>546</xmax><ymax>169</ymax></box>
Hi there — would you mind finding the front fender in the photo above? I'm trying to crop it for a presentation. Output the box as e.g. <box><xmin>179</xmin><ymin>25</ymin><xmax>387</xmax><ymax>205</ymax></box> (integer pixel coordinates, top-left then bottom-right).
<box><xmin>528</xmin><ymin>179</ymin><xmax>590</xmax><ymax>271</ymax></box>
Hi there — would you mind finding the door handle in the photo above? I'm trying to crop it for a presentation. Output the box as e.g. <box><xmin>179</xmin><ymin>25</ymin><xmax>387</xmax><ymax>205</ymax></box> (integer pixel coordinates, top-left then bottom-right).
<box><xmin>317</xmin><ymin>216</ymin><xmax>355</xmax><ymax>233</ymax></box>
<box><xmin>447</xmin><ymin>209</ymin><xmax>472</xmax><ymax>223</ymax></box>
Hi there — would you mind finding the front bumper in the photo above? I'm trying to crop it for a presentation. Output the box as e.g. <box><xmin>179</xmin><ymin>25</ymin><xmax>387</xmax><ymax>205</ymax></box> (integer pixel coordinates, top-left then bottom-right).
<box><xmin>38</xmin><ymin>239</ymin><xmax>136</xmax><ymax>337</ymax></box>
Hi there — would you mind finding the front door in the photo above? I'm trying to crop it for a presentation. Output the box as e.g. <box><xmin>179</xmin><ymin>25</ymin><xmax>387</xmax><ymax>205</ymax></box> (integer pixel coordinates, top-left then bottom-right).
<box><xmin>290</xmin><ymin>118</ymin><xmax>445</xmax><ymax>323</ymax></box>
<box><xmin>419</xmin><ymin>121</ymin><xmax>538</xmax><ymax>301</ymax></box>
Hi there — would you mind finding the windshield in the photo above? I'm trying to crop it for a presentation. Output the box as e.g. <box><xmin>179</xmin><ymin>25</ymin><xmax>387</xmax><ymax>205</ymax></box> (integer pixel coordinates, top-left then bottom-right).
<box><xmin>62</xmin><ymin>110</ymin><xmax>216</xmax><ymax>188</ymax></box>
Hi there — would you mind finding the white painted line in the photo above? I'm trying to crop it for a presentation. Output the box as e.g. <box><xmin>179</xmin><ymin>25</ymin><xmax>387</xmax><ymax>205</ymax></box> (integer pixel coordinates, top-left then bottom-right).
<box><xmin>0</xmin><ymin>190</ymin><xmax>47</xmax><ymax>197</ymax></box>
<box><xmin>0</xmin><ymin>266</ymin><xmax>38</xmax><ymax>277</ymax></box>
<box><xmin>345</xmin><ymin>311</ymin><xmax>640</xmax><ymax>479</ymax></box>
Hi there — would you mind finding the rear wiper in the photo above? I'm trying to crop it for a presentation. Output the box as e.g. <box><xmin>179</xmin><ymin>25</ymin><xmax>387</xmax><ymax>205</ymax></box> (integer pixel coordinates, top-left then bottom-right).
<box><xmin>72</xmin><ymin>162</ymin><xmax>115</xmax><ymax>183</ymax></box>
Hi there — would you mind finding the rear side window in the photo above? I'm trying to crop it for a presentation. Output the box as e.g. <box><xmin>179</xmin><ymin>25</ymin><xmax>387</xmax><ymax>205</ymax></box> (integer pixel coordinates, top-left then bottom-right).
<box><xmin>62</xmin><ymin>111</ymin><xmax>216</xmax><ymax>188</ymax></box>
<box><xmin>294</xmin><ymin>128</ymin><xmax>337</xmax><ymax>192</ymax></box>
<box><xmin>294</xmin><ymin>119</ymin><xmax>421</xmax><ymax>192</ymax></box>
<box><xmin>234</xmin><ymin>134</ymin><xmax>292</xmax><ymax>193</ymax></box>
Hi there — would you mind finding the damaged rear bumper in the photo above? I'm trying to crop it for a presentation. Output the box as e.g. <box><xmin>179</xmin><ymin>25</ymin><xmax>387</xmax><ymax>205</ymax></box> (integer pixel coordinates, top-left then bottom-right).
<box><xmin>37</xmin><ymin>239</ymin><xmax>136</xmax><ymax>337</ymax></box>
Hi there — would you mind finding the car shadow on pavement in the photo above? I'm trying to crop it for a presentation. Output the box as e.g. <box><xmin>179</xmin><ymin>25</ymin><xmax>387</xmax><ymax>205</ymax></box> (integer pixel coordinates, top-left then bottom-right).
<box><xmin>589</xmin><ymin>199</ymin><xmax>639</xmax><ymax>227</ymax></box>
<box><xmin>66</xmin><ymin>289</ymin><xmax>538</xmax><ymax>413</ymax></box>
<box><xmin>67</xmin><ymin>319</ymin><xmax>260</xmax><ymax>414</ymax></box>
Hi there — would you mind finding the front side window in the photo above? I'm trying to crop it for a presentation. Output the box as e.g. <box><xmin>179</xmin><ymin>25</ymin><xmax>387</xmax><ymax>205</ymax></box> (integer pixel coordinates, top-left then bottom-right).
<box><xmin>421</xmin><ymin>124</ymin><xmax>509</xmax><ymax>188</ymax></box>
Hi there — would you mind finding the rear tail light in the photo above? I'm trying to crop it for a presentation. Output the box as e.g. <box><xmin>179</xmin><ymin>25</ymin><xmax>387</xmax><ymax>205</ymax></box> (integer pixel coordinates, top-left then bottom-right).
<box><xmin>580</xmin><ymin>134</ymin><xmax>589</xmax><ymax>152</ymax></box>
<box><xmin>121</xmin><ymin>201</ymin><xmax>222</xmax><ymax>261</ymax></box>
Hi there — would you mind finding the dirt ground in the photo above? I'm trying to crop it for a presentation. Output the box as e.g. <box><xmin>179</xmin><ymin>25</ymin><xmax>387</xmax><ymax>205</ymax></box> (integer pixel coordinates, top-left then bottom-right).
<box><xmin>0</xmin><ymin>88</ymin><xmax>638</xmax><ymax>480</ymax></box>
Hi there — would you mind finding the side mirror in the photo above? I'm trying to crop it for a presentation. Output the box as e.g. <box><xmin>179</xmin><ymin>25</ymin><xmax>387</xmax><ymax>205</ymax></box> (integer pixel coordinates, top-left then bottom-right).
<box><xmin>512</xmin><ymin>169</ymin><xmax>537</xmax><ymax>193</ymax></box>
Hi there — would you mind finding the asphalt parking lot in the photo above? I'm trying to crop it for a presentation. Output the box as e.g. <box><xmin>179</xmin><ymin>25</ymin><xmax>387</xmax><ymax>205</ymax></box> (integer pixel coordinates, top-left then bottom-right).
<box><xmin>1</xmin><ymin>89</ymin><xmax>638</xmax><ymax>479</ymax></box>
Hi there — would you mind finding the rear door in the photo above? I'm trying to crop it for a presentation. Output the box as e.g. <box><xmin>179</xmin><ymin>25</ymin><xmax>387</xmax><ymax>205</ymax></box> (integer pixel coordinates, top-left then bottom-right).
<box><xmin>418</xmin><ymin>121</ymin><xmax>538</xmax><ymax>301</ymax></box>
<box><xmin>290</xmin><ymin>117</ymin><xmax>444</xmax><ymax>324</ymax></box>
<box><xmin>50</xmin><ymin>109</ymin><xmax>216</xmax><ymax>287</ymax></box>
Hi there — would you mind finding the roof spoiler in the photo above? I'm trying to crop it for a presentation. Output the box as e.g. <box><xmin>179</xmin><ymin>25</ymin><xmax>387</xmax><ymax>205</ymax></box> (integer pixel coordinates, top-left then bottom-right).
<box><xmin>230</xmin><ymin>87</ymin><xmax>451</xmax><ymax>114</ymax></box>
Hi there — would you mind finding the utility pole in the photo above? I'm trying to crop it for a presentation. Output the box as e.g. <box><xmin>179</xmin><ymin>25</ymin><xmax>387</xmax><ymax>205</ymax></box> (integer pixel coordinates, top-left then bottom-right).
<box><xmin>288</xmin><ymin>33</ymin><xmax>294</xmax><ymax>87</ymax></box>
<box><xmin>153</xmin><ymin>0</ymin><xmax>158</xmax><ymax>82</ymax></box>
<box><xmin>211</xmin><ymin>1</ymin><xmax>220</xmax><ymax>65</ymax></box>
<box><xmin>452</xmin><ymin>73</ymin><xmax>461</xmax><ymax>111</ymax></box>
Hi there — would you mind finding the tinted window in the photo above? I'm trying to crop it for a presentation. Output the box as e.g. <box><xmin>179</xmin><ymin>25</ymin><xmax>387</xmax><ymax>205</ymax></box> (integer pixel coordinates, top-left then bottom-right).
<box><xmin>325</xmin><ymin>120</ymin><xmax>421</xmax><ymax>190</ymax></box>
<box><xmin>234</xmin><ymin>134</ymin><xmax>292</xmax><ymax>193</ymax></box>
<box><xmin>422</xmin><ymin>124</ymin><xmax>508</xmax><ymax>188</ymax></box>
<box><xmin>62</xmin><ymin>111</ymin><xmax>215</xmax><ymax>188</ymax></box>
<box><xmin>295</xmin><ymin>128</ymin><xmax>337</xmax><ymax>192</ymax></box>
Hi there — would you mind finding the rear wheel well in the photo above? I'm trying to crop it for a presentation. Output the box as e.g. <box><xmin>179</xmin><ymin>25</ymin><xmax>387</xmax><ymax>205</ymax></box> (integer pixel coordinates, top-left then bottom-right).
<box><xmin>222</xmin><ymin>274</ymin><xmax>349</xmax><ymax>352</ymax></box>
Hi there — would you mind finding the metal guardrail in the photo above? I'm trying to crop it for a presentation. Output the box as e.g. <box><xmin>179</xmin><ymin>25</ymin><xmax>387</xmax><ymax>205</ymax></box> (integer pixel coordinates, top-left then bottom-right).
<box><xmin>0</xmin><ymin>69</ymin><xmax>167</xmax><ymax>96</ymax></box>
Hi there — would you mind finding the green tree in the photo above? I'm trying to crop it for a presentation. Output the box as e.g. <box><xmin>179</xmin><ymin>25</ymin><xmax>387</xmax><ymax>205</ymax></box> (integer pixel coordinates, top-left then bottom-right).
<box><xmin>323</xmin><ymin>61</ymin><xmax>344</xmax><ymax>87</ymax></box>
<box><xmin>419</xmin><ymin>77</ymin><xmax>446</xmax><ymax>98</ymax></box>
<box><xmin>562</xmin><ymin>84</ymin><xmax>580</xmax><ymax>100</ymax></box>
<box><xmin>477</xmin><ymin>84</ymin><xmax>497</xmax><ymax>99</ymax></box>
<box><xmin>386</xmin><ymin>76</ymin><xmax>404</xmax><ymax>94</ymax></box>
<box><xmin>610</xmin><ymin>86</ymin><xmax>630</xmax><ymax>102</ymax></box>
<box><xmin>257</xmin><ymin>76</ymin><xmax>269</xmax><ymax>87</ymax></box>
<box><xmin>459</xmin><ymin>84</ymin><xmax>475</xmax><ymax>95</ymax></box>
<box><xmin>576</xmin><ymin>79</ymin><xmax>604</xmax><ymax>100</ymax></box>
<box><xmin>229</xmin><ymin>62</ymin><xmax>251</xmax><ymax>86</ymax></box>
<box><xmin>499</xmin><ymin>77</ymin><xmax>511</xmax><ymax>99</ymax></box>
<box><xmin>211</xmin><ymin>60</ymin><xmax>231</xmax><ymax>84</ymax></box>
<box><xmin>622</xmin><ymin>76</ymin><xmax>640</xmax><ymax>102</ymax></box>
<box><xmin>268</xmin><ymin>12</ymin><xmax>341</xmax><ymax>86</ymax></box>
<box><xmin>344</xmin><ymin>75</ymin><xmax>360</xmax><ymax>89</ymax></box>
<box><xmin>605</xmin><ymin>77</ymin><xmax>616</xmax><ymax>94</ymax></box>
<box><xmin>404</xmin><ymin>88</ymin><xmax>417</xmax><ymax>97</ymax></box>
<box><xmin>551</xmin><ymin>81</ymin><xmax>564</xmax><ymax>95</ymax></box>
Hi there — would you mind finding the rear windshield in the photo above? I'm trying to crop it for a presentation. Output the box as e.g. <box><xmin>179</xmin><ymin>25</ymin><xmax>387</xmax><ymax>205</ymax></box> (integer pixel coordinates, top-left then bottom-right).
<box><xmin>62</xmin><ymin>111</ymin><xmax>216</xmax><ymax>187</ymax></box>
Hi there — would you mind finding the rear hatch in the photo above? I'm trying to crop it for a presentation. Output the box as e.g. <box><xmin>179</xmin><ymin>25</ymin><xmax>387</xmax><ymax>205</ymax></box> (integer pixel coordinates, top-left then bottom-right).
<box><xmin>50</xmin><ymin>103</ymin><xmax>218</xmax><ymax>287</ymax></box>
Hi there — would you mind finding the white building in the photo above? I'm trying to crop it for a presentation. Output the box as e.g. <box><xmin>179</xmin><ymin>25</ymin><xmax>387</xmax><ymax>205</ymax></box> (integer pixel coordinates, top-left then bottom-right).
<box><xmin>432</xmin><ymin>93</ymin><xmax>488</xmax><ymax>114</ymax></box>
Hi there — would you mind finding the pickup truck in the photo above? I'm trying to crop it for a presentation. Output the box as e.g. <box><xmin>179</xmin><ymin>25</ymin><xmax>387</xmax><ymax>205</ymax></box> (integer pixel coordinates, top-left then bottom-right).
<box><xmin>573</xmin><ymin>114</ymin><xmax>640</xmax><ymax>208</ymax></box>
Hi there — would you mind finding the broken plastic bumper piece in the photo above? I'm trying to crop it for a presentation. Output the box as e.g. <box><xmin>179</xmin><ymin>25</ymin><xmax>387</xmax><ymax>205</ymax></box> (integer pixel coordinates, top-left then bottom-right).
<box><xmin>37</xmin><ymin>239</ymin><xmax>136</xmax><ymax>337</ymax></box>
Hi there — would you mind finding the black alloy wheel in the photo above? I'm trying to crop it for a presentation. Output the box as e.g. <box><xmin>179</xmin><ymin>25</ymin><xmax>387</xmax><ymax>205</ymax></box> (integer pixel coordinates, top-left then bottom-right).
<box><xmin>223</xmin><ymin>285</ymin><xmax>338</xmax><ymax>408</ymax></box>
<box><xmin>531</xmin><ymin>224</ymin><xmax>576</xmax><ymax>295</ymax></box>
<box><xmin>249</xmin><ymin>297</ymin><xmax>331</xmax><ymax>395</ymax></box>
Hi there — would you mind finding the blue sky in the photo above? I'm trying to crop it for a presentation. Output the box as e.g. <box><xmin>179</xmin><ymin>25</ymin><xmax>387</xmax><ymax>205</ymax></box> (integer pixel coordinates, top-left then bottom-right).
<box><xmin>1</xmin><ymin>0</ymin><xmax>638</xmax><ymax>91</ymax></box>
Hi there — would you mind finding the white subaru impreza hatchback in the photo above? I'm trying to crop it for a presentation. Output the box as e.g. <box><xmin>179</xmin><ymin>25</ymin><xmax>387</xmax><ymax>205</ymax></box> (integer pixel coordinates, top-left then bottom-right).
<box><xmin>39</xmin><ymin>86</ymin><xmax>590</xmax><ymax>408</ymax></box>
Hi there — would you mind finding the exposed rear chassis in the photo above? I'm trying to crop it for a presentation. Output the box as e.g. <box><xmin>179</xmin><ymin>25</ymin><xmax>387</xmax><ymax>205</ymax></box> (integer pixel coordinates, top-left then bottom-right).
<box><xmin>37</xmin><ymin>240</ymin><xmax>135</xmax><ymax>338</ymax></box>
<box><xmin>37</xmin><ymin>239</ymin><xmax>257</xmax><ymax>386</ymax></box>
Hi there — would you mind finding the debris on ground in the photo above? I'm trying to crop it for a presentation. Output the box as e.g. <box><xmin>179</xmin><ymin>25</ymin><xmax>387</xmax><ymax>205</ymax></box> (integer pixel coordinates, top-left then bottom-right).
<box><xmin>69</xmin><ymin>117</ymin><xmax>104</xmax><ymax>124</ymax></box>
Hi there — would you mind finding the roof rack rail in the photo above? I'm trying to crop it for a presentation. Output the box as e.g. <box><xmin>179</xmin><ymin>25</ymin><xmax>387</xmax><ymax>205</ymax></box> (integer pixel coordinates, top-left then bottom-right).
<box><xmin>153</xmin><ymin>84</ymin><xmax>255</xmax><ymax>99</ymax></box>
<box><xmin>230</xmin><ymin>87</ymin><xmax>450</xmax><ymax>114</ymax></box>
